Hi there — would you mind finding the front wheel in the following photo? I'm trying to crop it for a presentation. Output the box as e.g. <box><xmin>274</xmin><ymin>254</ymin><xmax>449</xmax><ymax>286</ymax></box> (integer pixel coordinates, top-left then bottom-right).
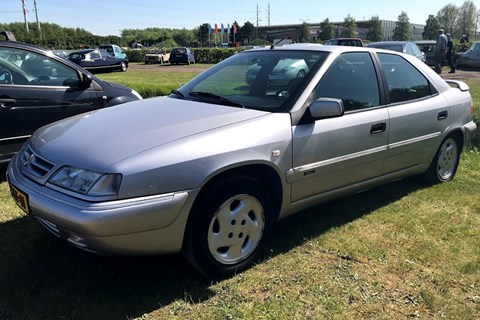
<box><xmin>183</xmin><ymin>174</ymin><xmax>273</xmax><ymax>277</ymax></box>
<box><xmin>425</xmin><ymin>135</ymin><xmax>461</xmax><ymax>183</ymax></box>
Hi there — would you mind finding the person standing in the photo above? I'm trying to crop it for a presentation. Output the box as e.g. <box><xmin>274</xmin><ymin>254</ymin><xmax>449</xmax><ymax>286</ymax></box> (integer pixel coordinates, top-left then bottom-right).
<box><xmin>434</xmin><ymin>29</ymin><xmax>448</xmax><ymax>74</ymax></box>
<box><xmin>445</xmin><ymin>33</ymin><xmax>456</xmax><ymax>73</ymax></box>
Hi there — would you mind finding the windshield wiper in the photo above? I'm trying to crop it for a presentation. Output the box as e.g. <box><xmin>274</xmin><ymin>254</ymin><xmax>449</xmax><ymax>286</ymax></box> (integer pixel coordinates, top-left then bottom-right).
<box><xmin>189</xmin><ymin>91</ymin><xmax>244</xmax><ymax>108</ymax></box>
<box><xmin>170</xmin><ymin>89</ymin><xmax>185</xmax><ymax>99</ymax></box>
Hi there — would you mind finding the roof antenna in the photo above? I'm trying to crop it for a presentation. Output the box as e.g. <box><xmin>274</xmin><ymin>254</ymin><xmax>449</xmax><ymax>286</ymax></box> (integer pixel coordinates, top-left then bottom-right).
<box><xmin>270</xmin><ymin>37</ymin><xmax>288</xmax><ymax>50</ymax></box>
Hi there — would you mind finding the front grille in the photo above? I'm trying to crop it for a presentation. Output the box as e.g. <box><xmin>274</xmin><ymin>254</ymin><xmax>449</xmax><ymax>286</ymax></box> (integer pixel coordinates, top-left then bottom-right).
<box><xmin>20</xmin><ymin>146</ymin><xmax>56</xmax><ymax>178</ymax></box>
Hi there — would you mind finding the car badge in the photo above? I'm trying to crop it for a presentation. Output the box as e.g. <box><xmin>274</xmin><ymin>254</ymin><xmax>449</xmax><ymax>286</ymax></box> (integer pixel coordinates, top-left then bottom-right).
<box><xmin>23</xmin><ymin>153</ymin><xmax>34</xmax><ymax>167</ymax></box>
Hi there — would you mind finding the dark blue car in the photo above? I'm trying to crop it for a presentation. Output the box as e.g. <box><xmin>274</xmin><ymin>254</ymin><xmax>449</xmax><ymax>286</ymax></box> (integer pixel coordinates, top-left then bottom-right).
<box><xmin>169</xmin><ymin>47</ymin><xmax>195</xmax><ymax>65</ymax></box>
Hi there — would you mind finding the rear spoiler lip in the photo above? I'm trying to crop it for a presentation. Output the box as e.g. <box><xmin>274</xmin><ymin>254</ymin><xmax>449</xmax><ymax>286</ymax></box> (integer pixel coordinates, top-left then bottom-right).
<box><xmin>445</xmin><ymin>79</ymin><xmax>470</xmax><ymax>92</ymax></box>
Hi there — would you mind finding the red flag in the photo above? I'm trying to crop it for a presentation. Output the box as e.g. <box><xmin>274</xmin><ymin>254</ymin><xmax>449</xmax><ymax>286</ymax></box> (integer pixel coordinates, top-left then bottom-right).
<box><xmin>233</xmin><ymin>23</ymin><xmax>237</xmax><ymax>34</ymax></box>
<box><xmin>214</xmin><ymin>24</ymin><xmax>218</xmax><ymax>34</ymax></box>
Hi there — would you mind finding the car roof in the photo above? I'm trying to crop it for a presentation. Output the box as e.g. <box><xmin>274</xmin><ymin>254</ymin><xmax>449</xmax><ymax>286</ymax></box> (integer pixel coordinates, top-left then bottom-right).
<box><xmin>367</xmin><ymin>41</ymin><xmax>411</xmax><ymax>46</ymax></box>
<box><xmin>415</xmin><ymin>40</ymin><xmax>436</xmax><ymax>44</ymax></box>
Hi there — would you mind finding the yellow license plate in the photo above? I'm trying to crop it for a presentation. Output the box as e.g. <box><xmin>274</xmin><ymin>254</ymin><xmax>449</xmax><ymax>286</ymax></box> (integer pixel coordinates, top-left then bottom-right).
<box><xmin>9</xmin><ymin>183</ymin><xmax>30</xmax><ymax>214</ymax></box>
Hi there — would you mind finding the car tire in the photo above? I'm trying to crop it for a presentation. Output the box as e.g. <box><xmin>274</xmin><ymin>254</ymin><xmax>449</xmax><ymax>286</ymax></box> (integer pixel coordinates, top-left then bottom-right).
<box><xmin>425</xmin><ymin>134</ymin><xmax>461</xmax><ymax>183</ymax></box>
<box><xmin>183</xmin><ymin>174</ymin><xmax>273</xmax><ymax>277</ymax></box>
<box><xmin>120</xmin><ymin>61</ymin><xmax>127</xmax><ymax>72</ymax></box>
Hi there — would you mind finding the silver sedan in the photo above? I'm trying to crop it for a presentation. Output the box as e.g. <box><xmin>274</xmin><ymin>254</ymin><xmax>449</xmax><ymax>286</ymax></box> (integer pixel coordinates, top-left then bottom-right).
<box><xmin>7</xmin><ymin>44</ymin><xmax>477</xmax><ymax>276</ymax></box>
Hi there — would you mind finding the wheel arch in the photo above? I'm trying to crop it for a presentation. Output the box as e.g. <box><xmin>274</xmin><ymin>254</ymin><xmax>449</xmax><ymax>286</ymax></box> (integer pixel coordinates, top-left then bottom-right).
<box><xmin>445</xmin><ymin>128</ymin><xmax>464</xmax><ymax>151</ymax></box>
<box><xmin>194</xmin><ymin>163</ymin><xmax>284</xmax><ymax>221</ymax></box>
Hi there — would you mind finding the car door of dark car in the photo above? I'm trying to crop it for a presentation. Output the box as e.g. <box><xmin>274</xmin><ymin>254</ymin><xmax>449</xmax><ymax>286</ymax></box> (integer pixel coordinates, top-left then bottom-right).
<box><xmin>289</xmin><ymin>52</ymin><xmax>388</xmax><ymax>202</ymax></box>
<box><xmin>377</xmin><ymin>53</ymin><xmax>449</xmax><ymax>173</ymax></box>
<box><xmin>97</xmin><ymin>50</ymin><xmax>118</xmax><ymax>69</ymax></box>
<box><xmin>0</xmin><ymin>47</ymin><xmax>103</xmax><ymax>161</ymax></box>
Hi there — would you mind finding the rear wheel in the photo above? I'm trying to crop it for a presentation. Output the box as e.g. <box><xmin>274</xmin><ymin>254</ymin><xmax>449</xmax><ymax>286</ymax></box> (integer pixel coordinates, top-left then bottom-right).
<box><xmin>119</xmin><ymin>61</ymin><xmax>127</xmax><ymax>72</ymax></box>
<box><xmin>183</xmin><ymin>174</ymin><xmax>273</xmax><ymax>277</ymax></box>
<box><xmin>425</xmin><ymin>135</ymin><xmax>461</xmax><ymax>183</ymax></box>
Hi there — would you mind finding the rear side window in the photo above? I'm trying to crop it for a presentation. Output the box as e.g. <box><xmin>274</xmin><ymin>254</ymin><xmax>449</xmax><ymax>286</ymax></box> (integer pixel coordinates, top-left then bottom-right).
<box><xmin>378</xmin><ymin>53</ymin><xmax>431</xmax><ymax>104</ymax></box>
<box><xmin>314</xmin><ymin>52</ymin><xmax>380</xmax><ymax>111</ymax></box>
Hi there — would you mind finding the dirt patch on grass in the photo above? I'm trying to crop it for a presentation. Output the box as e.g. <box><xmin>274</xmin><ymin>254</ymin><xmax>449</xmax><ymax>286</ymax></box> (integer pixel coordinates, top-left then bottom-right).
<box><xmin>441</xmin><ymin>69</ymin><xmax>480</xmax><ymax>81</ymax></box>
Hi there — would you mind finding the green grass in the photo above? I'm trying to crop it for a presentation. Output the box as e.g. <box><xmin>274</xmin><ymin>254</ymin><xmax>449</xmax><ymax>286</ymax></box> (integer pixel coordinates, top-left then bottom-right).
<box><xmin>97</xmin><ymin>63</ymin><xmax>213</xmax><ymax>98</ymax></box>
<box><xmin>1</xmin><ymin>75</ymin><xmax>479</xmax><ymax>320</ymax></box>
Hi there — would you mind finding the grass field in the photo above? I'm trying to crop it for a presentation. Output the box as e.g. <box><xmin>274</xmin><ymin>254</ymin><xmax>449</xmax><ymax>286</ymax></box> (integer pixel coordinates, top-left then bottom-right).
<box><xmin>0</xmin><ymin>68</ymin><xmax>479</xmax><ymax>320</ymax></box>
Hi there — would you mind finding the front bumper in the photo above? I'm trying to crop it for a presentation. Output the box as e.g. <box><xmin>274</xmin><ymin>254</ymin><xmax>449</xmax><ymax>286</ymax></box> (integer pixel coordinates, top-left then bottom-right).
<box><xmin>7</xmin><ymin>153</ymin><xmax>198</xmax><ymax>255</ymax></box>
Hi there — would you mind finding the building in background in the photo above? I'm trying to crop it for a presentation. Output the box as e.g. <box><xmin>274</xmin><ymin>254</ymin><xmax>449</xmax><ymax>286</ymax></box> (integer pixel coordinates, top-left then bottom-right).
<box><xmin>257</xmin><ymin>20</ymin><xmax>425</xmax><ymax>43</ymax></box>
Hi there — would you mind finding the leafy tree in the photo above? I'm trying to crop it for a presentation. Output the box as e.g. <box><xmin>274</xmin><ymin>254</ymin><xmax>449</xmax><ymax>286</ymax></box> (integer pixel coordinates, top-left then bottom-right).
<box><xmin>437</xmin><ymin>4</ymin><xmax>459</xmax><ymax>36</ymax></box>
<box><xmin>238</xmin><ymin>21</ymin><xmax>255</xmax><ymax>44</ymax></box>
<box><xmin>366</xmin><ymin>16</ymin><xmax>383</xmax><ymax>42</ymax></box>
<box><xmin>319</xmin><ymin>18</ymin><xmax>334</xmax><ymax>41</ymax></box>
<box><xmin>342</xmin><ymin>15</ymin><xmax>357</xmax><ymax>37</ymax></box>
<box><xmin>298</xmin><ymin>22</ymin><xmax>310</xmax><ymax>43</ymax></box>
<box><xmin>457</xmin><ymin>0</ymin><xmax>477</xmax><ymax>37</ymax></box>
<box><xmin>393</xmin><ymin>11</ymin><xmax>411</xmax><ymax>41</ymax></box>
<box><xmin>198</xmin><ymin>23</ymin><xmax>210</xmax><ymax>47</ymax></box>
<box><xmin>423</xmin><ymin>15</ymin><xmax>442</xmax><ymax>40</ymax></box>
<box><xmin>172</xmin><ymin>28</ymin><xmax>196</xmax><ymax>47</ymax></box>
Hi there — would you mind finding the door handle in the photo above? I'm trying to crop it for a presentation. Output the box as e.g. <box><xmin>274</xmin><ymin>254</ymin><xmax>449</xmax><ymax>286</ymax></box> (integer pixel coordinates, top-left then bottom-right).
<box><xmin>370</xmin><ymin>122</ymin><xmax>387</xmax><ymax>134</ymax></box>
<box><xmin>438</xmin><ymin>110</ymin><xmax>448</xmax><ymax>120</ymax></box>
<box><xmin>0</xmin><ymin>98</ymin><xmax>16</xmax><ymax>109</ymax></box>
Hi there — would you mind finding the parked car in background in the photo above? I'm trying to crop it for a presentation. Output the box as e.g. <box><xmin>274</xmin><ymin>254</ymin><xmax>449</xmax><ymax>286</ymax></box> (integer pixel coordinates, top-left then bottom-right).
<box><xmin>98</xmin><ymin>44</ymin><xmax>127</xmax><ymax>59</ymax></box>
<box><xmin>456</xmin><ymin>41</ymin><xmax>480</xmax><ymax>69</ymax></box>
<box><xmin>170</xmin><ymin>47</ymin><xmax>195</xmax><ymax>65</ymax></box>
<box><xmin>68</xmin><ymin>49</ymin><xmax>129</xmax><ymax>73</ymax></box>
<box><xmin>415</xmin><ymin>40</ymin><xmax>436</xmax><ymax>66</ymax></box>
<box><xmin>7</xmin><ymin>44</ymin><xmax>476</xmax><ymax>277</ymax></box>
<box><xmin>245</xmin><ymin>58</ymin><xmax>308</xmax><ymax>89</ymax></box>
<box><xmin>0</xmin><ymin>35</ymin><xmax>142</xmax><ymax>163</ymax></box>
<box><xmin>366</xmin><ymin>41</ymin><xmax>426</xmax><ymax>63</ymax></box>
<box><xmin>144</xmin><ymin>48</ymin><xmax>170</xmax><ymax>64</ymax></box>
<box><xmin>325</xmin><ymin>38</ymin><xmax>363</xmax><ymax>47</ymax></box>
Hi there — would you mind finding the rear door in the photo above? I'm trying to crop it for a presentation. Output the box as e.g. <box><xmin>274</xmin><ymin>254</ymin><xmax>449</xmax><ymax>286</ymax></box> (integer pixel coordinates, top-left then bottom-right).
<box><xmin>377</xmin><ymin>53</ymin><xmax>449</xmax><ymax>173</ymax></box>
<box><xmin>0</xmin><ymin>46</ymin><xmax>103</xmax><ymax>161</ymax></box>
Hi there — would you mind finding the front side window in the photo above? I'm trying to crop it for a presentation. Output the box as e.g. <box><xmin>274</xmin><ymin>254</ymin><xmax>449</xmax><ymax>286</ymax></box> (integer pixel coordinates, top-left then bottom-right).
<box><xmin>314</xmin><ymin>52</ymin><xmax>380</xmax><ymax>112</ymax></box>
<box><xmin>0</xmin><ymin>47</ymin><xmax>79</xmax><ymax>86</ymax></box>
<box><xmin>378</xmin><ymin>53</ymin><xmax>431</xmax><ymax>104</ymax></box>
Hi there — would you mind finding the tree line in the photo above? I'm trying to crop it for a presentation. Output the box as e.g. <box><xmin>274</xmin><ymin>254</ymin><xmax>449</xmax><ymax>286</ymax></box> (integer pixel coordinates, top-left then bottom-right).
<box><xmin>1</xmin><ymin>1</ymin><xmax>477</xmax><ymax>49</ymax></box>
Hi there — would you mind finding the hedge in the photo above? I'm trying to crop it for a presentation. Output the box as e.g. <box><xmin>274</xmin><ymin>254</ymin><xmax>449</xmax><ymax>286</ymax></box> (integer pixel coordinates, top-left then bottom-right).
<box><xmin>124</xmin><ymin>47</ymin><xmax>246</xmax><ymax>64</ymax></box>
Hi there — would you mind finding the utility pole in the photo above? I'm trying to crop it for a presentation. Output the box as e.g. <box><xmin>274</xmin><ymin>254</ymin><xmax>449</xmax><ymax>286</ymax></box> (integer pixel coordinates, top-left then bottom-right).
<box><xmin>22</xmin><ymin>0</ymin><xmax>29</xmax><ymax>33</ymax></box>
<box><xmin>33</xmin><ymin>0</ymin><xmax>41</xmax><ymax>38</ymax></box>
<box><xmin>268</xmin><ymin>3</ymin><xmax>270</xmax><ymax>26</ymax></box>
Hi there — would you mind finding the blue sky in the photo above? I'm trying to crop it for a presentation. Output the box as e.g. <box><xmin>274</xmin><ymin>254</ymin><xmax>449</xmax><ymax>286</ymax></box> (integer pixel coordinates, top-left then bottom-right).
<box><xmin>0</xmin><ymin>0</ymin><xmax>471</xmax><ymax>36</ymax></box>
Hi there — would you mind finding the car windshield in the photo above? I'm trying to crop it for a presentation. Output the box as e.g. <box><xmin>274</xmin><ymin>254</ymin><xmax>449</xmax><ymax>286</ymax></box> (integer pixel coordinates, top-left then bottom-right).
<box><xmin>371</xmin><ymin>44</ymin><xmax>404</xmax><ymax>52</ymax></box>
<box><xmin>172</xmin><ymin>48</ymin><xmax>186</xmax><ymax>54</ymax></box>
<box><xmin>174</xmin><ymin>49</ymin><xmax>328</xmax><ymax>112</ymax></box>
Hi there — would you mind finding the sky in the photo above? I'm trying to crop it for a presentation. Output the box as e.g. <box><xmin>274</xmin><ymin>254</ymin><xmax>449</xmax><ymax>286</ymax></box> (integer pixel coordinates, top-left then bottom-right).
<box><xmin>0</xmin><ymin>0</ymin><xmax>473</xmax><ymax>36</ymax></box>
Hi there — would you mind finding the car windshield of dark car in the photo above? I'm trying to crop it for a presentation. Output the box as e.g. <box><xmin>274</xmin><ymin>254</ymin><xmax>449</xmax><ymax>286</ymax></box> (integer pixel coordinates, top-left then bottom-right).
<box><xmin>172</xmin><ymin>48</ymin><xmax>186</xmax><ymax>54</ymax></box>
<box><xmin>174</xmin><ymin>49</ymin><xmax>328</xmax><ymax>112</ymax></box>
<box><xmin>374</xmin><ymin>44</ymin><xmax>403</xmax><ymax>52</ymax></box>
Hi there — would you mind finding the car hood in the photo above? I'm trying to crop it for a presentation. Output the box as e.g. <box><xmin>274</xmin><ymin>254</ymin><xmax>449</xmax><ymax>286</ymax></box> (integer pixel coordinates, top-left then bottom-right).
<box><xmin>101</xmin><ymin>80</ymin><xmax>133</xmax><ymax>92</ymax></box>
<box><xmin>30</xmin><ymin>97</ymin><xmax>269</xmax><ymax>170</ymax></box>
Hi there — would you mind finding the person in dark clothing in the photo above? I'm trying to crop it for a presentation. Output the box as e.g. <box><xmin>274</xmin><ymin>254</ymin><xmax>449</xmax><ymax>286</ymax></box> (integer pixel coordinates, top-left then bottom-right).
<box><xmin>446</xmin><ymin>33</ymin><xmax>455</xmax><ymax>73</ymax></box>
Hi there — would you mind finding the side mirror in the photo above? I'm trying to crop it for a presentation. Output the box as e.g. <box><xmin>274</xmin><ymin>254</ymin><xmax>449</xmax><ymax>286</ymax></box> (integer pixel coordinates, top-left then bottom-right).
<box><xmin>80</xmin><ymin>73</ymin><xmax>93</xmax><ymax>88</ymax></box>
<box><xmin>309</xmin><ymin>98</ymin><xmax>345</xmax><ymax>119</ymax></box>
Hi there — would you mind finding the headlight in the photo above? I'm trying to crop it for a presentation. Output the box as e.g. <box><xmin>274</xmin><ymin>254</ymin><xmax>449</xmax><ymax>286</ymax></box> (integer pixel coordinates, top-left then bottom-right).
<box><xmin>49</xmin><ymin>166</ymin><xmax>122</xmax><ymax>197</ymax></box>
<box><xmin>131</xmin><ymin>89</ymin><xmax>143</xmax><ymax>100</ymax></box>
